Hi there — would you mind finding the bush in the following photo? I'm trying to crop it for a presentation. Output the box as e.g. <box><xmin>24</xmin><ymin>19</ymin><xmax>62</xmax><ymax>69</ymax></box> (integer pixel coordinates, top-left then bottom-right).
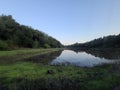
<box><xmin>0</xmin><ymin>40</ymin><xmax>8</xmax><ymax>50</ymax></box>
<box><xmin>43</xmin><ymin>44</ymin><xmax>51</xmax><ymax>48</ymax></box>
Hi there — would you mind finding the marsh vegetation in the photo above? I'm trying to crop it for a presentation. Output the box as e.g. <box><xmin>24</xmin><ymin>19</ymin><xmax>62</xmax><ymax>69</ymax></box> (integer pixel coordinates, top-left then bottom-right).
<box><xmin>0</xmin><ymin>48</ymin><xmax>120</xmax><ymax>90</ymax></box>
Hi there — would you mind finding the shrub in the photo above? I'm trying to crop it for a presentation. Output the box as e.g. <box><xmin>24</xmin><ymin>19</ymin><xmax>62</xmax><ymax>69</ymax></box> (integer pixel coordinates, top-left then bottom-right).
<box><xmin>0</xmin><ymin>40</ymin><xmax>8</xmax><ymax>50</ymax></box>
<box><xmin>43</xmin><ymin>44</ymin><xmax>51</xmax><ymax>48</ymax></box>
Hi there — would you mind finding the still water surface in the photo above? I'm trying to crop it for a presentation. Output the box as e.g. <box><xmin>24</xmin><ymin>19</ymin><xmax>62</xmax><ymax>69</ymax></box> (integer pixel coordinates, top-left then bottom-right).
<box><xmin>51</xmin><ymin>49</ymin><xmax>120</xmax><ymax>67</ymax></box>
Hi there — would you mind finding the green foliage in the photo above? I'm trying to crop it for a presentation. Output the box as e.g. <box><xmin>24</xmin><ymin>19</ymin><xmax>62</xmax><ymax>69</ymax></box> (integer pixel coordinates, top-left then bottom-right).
<box><xmin>0</xmin><ymin>40</ymin><xmax>8</xmax><ymax>50</ymax></box>
<box><xmin>0</xmin><ymin>15</ymin><xmax>61</xmax><ymax>50</ymax></box>
<box><xmin>69</xmin><ymin>34</ymin><xmax>120</xmax><ymax>48</ymax></box>
<box><xmin>33</xmin><ymin>41</ymin><xmax>40</xmax><ymax>48</ymax></box>
<box><xmin>43</xmin><ymin>44</ymin><xmax>51</xmax><ymax>48</ymax></box>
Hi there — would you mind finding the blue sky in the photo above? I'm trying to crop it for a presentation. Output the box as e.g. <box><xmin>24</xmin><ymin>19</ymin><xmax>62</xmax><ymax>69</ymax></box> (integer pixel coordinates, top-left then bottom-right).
<box><xmin>0</xmin><ymin>0</ymin><xmax>120</xmax><ymax>45</ymax></box>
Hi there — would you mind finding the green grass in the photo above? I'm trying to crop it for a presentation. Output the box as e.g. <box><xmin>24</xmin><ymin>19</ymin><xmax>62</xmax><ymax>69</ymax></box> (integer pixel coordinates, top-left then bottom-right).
<box><xmin>0</xmin><ymin>48</ymin><xmax>120</xmax><ymax>90</ymax></box>
<box><xmin>0</xmin><ymin>48</ymin><xmax>60</xmax><ymax>64</ymax></box>
<box><xmin>0</xmin><ymin>48</ymin><xmax>59</xmax><ymax>57</ymax></box>
<box><xmin>0</xmin><ymin>62</ymin><xmax>120</xmax><ymax>90</ymax></box>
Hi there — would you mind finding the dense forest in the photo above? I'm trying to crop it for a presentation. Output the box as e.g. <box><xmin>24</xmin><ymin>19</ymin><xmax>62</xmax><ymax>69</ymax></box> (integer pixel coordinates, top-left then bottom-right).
<box><xmin>0</xmin><ymin>15</ymin><xmax>61</xmax><ymax>50</ymax></box>
<box><xmin>68</xmin><ymin>34</ymin><xmax>120</xmax><ymax>49</ymax></box>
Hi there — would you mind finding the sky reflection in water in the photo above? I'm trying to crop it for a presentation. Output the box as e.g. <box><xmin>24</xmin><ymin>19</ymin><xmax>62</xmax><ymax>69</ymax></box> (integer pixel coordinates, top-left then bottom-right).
<box><xmin>51</xmin><ymin>50</ymin><xmax>120</xmax><ymax>67</ymax></box>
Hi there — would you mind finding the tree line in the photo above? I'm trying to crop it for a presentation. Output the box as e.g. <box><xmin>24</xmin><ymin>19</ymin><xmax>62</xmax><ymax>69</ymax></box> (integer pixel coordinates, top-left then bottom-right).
<box><xmin>67</xmin><ymin>34</ymin><xmax>120</xmax><ymax>49</ymax></box>
<box><xmin>0</xmin><ymin>15</ymin><xmax>62</xmax><ymax>50</ymax></box>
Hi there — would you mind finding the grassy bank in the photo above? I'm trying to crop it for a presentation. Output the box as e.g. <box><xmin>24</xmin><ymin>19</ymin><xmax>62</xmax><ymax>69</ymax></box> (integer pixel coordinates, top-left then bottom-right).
<box><xmin>0</xmin><ymin>62</ymin><xmax>120</xmax><ymax>90</ymax></box>
<box><xmin>0</xmin><ymin>48</ymin><xmax>60</xmax><ymax>57</ymax></box>
<box><xmin>0</xmin><ymin>48</ymin><xmax>60</xmax><ymax>64</ymax></box>
<box><xmin>0</xmin><ymin>49</ymin><xmax>120</xmax><ymax>90</ymax></box>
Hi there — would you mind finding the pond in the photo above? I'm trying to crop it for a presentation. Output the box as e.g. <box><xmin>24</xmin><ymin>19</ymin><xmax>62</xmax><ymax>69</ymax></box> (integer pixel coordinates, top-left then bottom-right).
<box><xmin>50</xmin><ymin>49</ymin><xmax>120</xmax><ymax>67</ymax></box>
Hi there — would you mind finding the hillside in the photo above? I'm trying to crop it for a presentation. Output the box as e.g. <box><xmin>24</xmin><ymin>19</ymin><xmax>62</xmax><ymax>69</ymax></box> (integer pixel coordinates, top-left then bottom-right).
<box><xmin>68</xmin><ymin>34</ymin><xmax>120</xmax><ymax>49</ymax></box>
<box><xmin>0</xmin><ymin>15</ymin><xmax>61</xmax><ymax>50</ymax></box>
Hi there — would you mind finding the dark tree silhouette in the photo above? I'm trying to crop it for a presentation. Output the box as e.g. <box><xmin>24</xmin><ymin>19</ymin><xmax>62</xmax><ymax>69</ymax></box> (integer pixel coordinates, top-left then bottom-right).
<box><xmin>67</xmin><ymin>34</ymin><xmax>120</xmax><ymax>49</ymax></box>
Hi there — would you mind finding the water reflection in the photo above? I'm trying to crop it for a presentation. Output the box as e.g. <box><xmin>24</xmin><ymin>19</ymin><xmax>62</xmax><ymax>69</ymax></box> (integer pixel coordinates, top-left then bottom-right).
<box><xmin>51</xmin><ymin>49</ymin><xmax>120</xmax><ymax>67</ymax></box>
<box><xmin>71</xmin><ymin>48</ymin><xmax>120</xmax><ymax>60</ymax></box>
<box><xmin>25</xmin><ymin>50</ymin><xmax>62</xmax><ymax>64</ymax></box>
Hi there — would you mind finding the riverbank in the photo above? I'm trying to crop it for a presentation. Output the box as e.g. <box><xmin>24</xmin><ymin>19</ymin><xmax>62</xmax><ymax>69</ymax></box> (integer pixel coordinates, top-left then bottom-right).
<box><xmin>0</xmin><ymin>48</ymin><xmax>60</xmax><ymax>64</ymax></box>
<box><xmin>0</xmin><ymin>48</ymin><xmax>120</xmax><ymax>90</ymax></box>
